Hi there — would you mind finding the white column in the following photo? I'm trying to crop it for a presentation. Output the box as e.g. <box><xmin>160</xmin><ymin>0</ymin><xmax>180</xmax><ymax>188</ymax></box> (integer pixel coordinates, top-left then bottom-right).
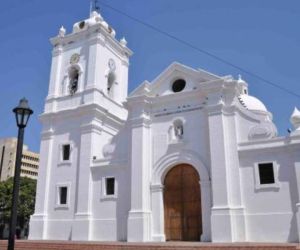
<box><xmin>48</xmin><ymin>45</ymin><xmax>63</xmax><ymax>98</ymax></box>
<box><xmin>207</xmin><ymin>103</ymin><xmax>245</xmax><ymax>242</ymax></box>
<box><xmin>150</xmin><ymin>184</ymin><xmax>165</xmax><ymax>242</ymax></box>
<box><xmin>29</xmin><ymin>129</ymin><xmax>54</xmax><ymax>239</ymax></box>
<box><xmin>294</xmin><ymin>162</ymin><xmax>300</xmax><ymax>242</ymax></box>
<box><xmin>72</xmin><ymin>124</ymin><xmax>100</xmax><ymax>240</ymax></box>
<box><xmin>119</xmin><ymin>59</ymin><xmax>129</xmax><ymax>103</ymax></box>
<box><xmin>86</xmin><ymin>35</ymin><xmax>104</xmax><ymax>90</ymax></box>
<box><xmin>127</xmin><ymin>116</ymin><xmax>152</xmax><ymax>242</ymax></box>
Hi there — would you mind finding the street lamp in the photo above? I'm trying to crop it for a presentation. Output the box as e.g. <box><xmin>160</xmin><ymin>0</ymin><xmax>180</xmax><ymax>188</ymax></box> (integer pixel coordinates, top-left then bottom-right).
<box><xmin>7</xmin><ymin>98</ymin><xmax>33</xmax><ymax>250</ymax></box>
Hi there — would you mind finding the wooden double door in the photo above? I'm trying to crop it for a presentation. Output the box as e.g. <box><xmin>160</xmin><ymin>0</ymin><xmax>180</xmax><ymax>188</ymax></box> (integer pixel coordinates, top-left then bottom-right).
<box><xmin>164</xmin><ymin>164</ymin><xmax>202</xmax><ymax>241</ymax></box>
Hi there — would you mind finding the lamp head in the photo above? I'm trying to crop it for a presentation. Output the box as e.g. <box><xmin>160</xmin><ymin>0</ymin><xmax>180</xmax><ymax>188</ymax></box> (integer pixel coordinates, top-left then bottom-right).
<box><xmin>13</xmin><ymin>98</ymin><xmax>33</xmax><ymax>128</ymax></box>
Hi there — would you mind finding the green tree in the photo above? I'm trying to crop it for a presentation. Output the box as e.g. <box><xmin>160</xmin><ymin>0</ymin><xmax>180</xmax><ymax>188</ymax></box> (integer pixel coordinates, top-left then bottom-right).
<box><xmin>0</xmin><ymin>177</ymin><xmax>37</xmax><ymax>237</ymax></box>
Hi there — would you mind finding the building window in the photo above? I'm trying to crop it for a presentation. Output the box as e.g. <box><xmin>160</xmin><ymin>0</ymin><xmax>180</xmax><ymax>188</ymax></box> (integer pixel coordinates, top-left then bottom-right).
<box><xmin>79</xmin><ymin>21</ymin><xmax>85</xmax><ymax>29</ymax></box>
<box><xmin>106</xmin><ymin>177</ymin><xmax>115</xmax><ymax>195</ymax></box>
<box><xmin>62</xmin><ymin>144</ymin><xmax>70</xmax><ymax>161</ymax></box>
<box><xmin>258</xmin><ymin>163</ymin><xmax>275</xmax><ymax>184</ymax></box>
<box><xmin>172</xmin><ymin>79</ymin><xmax>186</xmax><ymax>93</ymax></box>
<box><xmin>254</xmin><ymin>162</ymin><xmax>280</xmax><ymax>190</ymax></box>
<box><xmin>59</xmin><ymin>186</ymin><xmax>68</xmax><ymax>205</ymax></box>
<box><xmin>101</xmin><ymin>177</ymin><xmax>117</xmax><ymax>199</ymax></box>
<box><xmin>55</xmin><ymin>183</ymin><xmax>70</xmax><ymax>208</ymax></box>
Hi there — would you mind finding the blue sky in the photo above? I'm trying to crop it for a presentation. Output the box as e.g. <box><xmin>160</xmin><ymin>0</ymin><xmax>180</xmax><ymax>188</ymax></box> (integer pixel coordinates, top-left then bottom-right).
<box><xmin>0</xmin><ymin>0</ymin><xmax>300</xmax><ymax>152</ymax></box>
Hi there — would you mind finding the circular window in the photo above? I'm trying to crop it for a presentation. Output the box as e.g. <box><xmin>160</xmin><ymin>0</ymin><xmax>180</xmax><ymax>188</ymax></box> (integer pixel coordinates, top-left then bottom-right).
<box><xmin>172</xmin><ymin>79</ymin><xmax>186</xmax><ymax>92</ymax></box>
<box><xmin>79</xmin><ymin>21</ymin><xmax>85</xmax><ymax>29</ymax></box>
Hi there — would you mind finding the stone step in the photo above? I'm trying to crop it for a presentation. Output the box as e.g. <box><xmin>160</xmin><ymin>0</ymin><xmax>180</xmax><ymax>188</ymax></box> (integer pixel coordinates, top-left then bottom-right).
<box><xmin>0</xmin><ymin>240</ymin><xmax>299</xmax><ymax>250</ymax></box>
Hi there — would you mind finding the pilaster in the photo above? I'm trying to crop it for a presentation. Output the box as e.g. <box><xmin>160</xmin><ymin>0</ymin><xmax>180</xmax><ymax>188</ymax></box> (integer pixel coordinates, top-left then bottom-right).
<box><xmin>48</xmin><ymin>45</ymin><xmax>64</xmax><ymax>98</ymax></box>
<box><xmin>28</xmin><ymin>129</ymin><xmax>54</xmax><ymax>239</ymax></box>
<box><xmin>127</xmin><ymin>114</ymin><xmax>152</xmax><ymax>242</ymax></box>
<box><xmin>200</xmin><ymin>180</ymin><xmax>212</xmax><ymax>242</ymax></box>
<box><xmin>294</xmin><ymin>162</ymin><xmax>300</xmax><ymax>242</ymax></box>
<box><xmin>150</xmin><ymin>184</ymin><xmax>165</xmax><ymax>242</ymax></box>
<box><xmin>206</xmin><ymin>102</ymin><xmax>245</xmax><ymax>242</ymax></box>
<box><xmin>86</xmin><ymin>35</ymin><xmax>102</xmax><ymax>89</ymax></box>
<box><xmin>71</xmin><ymin>123</ymin><xmax>101</xmax><ymax>240</ymax></box>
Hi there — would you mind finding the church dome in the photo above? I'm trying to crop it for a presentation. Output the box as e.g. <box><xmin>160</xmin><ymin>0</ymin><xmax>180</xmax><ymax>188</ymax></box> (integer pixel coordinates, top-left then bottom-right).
<box><xmin>238</xmin><ymin>94</ymin><xmax>268</xmax><ymax>112</ymax></box>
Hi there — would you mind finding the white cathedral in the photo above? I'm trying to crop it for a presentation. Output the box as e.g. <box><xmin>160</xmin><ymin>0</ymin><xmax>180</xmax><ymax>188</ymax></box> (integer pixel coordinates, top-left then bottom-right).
<box><xmin>29</xmin><ymin>10</ymin><xmax>300</xmax><ymax>243</ymax></box>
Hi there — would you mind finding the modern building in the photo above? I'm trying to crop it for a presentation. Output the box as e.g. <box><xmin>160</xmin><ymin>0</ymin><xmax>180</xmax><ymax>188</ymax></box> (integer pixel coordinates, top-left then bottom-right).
<box><xmin>0</xmin><ymin>138</ymin><xmax>39</xmax><ymax>181</ymax></box>
<box><xmin>29</xmin><ymin>10</ymin><xmax>300</xmax><ymax>243</ymax></box>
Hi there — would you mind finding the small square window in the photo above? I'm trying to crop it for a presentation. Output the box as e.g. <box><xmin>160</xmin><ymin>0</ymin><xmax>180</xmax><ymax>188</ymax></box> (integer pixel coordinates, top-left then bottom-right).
<box><xmin>106</xmin><ymin>178</ymin><xmax>115</xmax><ymax>195</ymax></box>
<box><xmin>59</xmin><ymin>186</ymin><xmax>68</xmax><ymax>205</ymax></box>
<box><xmin>258</xmin><ymin>163</ymin><xmax>275</xmax><ymax>184</ymax></box>
<box><xmin>62</xmin><ymin>144</ymin><xmax>70</xmax><ymax>161</ymax></box>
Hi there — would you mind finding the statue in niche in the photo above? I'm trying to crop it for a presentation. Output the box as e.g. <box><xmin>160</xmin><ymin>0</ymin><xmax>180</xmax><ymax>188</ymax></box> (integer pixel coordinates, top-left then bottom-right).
<box><xmin>174</xmin><ymin>123</ymin><xmax>183</xmax><ymax>139</ymax></box>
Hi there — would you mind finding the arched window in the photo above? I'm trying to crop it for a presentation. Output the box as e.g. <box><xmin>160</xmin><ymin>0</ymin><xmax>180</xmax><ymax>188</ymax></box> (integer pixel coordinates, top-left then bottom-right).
<box><xmin>107</xmin><ymin>71</ymin><xmax>116</xmax><ymax>98</ymax></box>
<box><xmin>69</xmin><ymin>67</ymin><xmax>79</xmax><ymax>95</ymax></box>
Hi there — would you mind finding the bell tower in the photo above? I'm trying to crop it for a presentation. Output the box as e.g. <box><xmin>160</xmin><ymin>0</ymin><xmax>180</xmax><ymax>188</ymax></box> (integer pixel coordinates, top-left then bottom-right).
<box><xmin>45</xmin><ymin>10</ymin><xmax>132</xmax><ymax>113</ymax></box>
<box><xmin>29</xmin><ymin>10</ymin><xmax>132</xmax><ymax>241</ymax></box>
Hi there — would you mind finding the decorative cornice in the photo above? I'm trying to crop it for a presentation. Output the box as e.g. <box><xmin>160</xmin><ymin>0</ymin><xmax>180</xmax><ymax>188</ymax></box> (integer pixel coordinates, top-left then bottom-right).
<box><xmin>154</xmin><ymin>105</ymin><xmax>204</xmax><ymax>118</ymax></box>
<box><xmin>80</xmin><ymin>123</ymin><xmax>102</xmax><ymax>135</ymax></box>
<box><xmin>128</xmin><ymin>115</ymin><xmax>151</xmax><ymax>128</ymax></box>
<box><xmin>40</xmin><ymin>103</ymin><xmax>126</xmax><ymax>131</ymax></box>
<box><xmin>204</xmin><ymin>103</ymin><xmax>224</xmax><ymax>115</ymax></box>
<box><xmin>238</xmin><ymin>135</ymin><xmax>300</xmax><ymax>152</ymax></box>
<box><xmin>50</xmin><ymin>24</ymin><xmax>132</xmax><ymax>58</ymax></box>
<box><xmin>91</xmin><ymin>158</ymin><xmax>127</xmax><ymax>169</ymax></box>
<box><xmin>52</xmin><ymin>45</ymin><xmax>64</xmax><ymax>56</ymax></box>
<box><xmin>41</xmin><ymin>129</ymin><xmax>54</xmax><ymax>140</ymax></box>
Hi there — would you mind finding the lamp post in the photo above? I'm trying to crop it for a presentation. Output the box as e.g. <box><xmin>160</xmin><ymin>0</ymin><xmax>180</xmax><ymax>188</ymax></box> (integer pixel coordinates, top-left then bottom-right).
<box><xmin>7</xmin><ymin>98</ymin><xmax>33</xmax><ymax>250</ymax></box>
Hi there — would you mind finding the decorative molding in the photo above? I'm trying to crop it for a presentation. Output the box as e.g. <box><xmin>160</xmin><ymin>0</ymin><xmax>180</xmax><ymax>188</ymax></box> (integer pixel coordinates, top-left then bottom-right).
<box><xmin>91</xmin><ymin>158</ymin><xmax>127</xmax><ymax>169</ymax></box>
<box><xmin>152</xmin><ymin>150</ymin><xmax>209</xmax><ymax>184</ymax></box>
<box><xmin>150</xmin><ymin>183</ymin><xmax>164</xmax><ymax>192</ymax></box>
<box><xmin>54</xmin><ymin>182</ymin><xmax>71</xmax><ymax>209</ymax></box>
<box><xmin>52</xmin><ymin>46</ymin><xmax>64</xmax><ymax>56</ymax></box>
<box><xmin>80</xmin><ymin>123</ymin><xmax>102</xmax><ymax>135</ymax></box>
<box><xmin>128</xmin><ymin>116</ymin><xmax>151</xmax><ymax>128</ymax></box>
<box><xmin>248</xmin><ymin>122</ymin><xmax>277</xmax><ymax>140</ymax></box>
<box><xmin>154</xmin><ymin>105</ymin><xmax>204</xmax><ymax>118</ymax></box>
<box><xmin>102</xmin><ymin>142</ymin><xmax>115</xmax><ymax>159</ymax></box>
<box><xmin>41</xmin><ymin>129</ymin><xmax>54</xmax><ymax>140</ymax></box>
<box><xmin>101</xmin><ymin>176</ymin><xmax>118</xmax><ymax>200</ymax></box>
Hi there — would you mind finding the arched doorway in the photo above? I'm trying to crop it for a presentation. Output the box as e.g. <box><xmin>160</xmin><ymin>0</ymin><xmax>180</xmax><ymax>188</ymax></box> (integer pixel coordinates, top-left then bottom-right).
<box><xmin>164</xmin><ymin>164</ymin><xmax>202</xmax><ymax>241</ymax></box>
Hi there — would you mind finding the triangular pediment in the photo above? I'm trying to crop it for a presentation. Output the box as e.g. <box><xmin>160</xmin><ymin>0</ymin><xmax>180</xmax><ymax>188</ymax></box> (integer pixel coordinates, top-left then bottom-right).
<box><xmin>129</xmin><ymin>62</ymin><xmax>221</xmax><ymax>98</ymax></box>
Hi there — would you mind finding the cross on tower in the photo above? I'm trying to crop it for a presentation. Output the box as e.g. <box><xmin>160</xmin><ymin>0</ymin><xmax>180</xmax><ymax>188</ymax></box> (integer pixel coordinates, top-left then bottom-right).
<box><xmin>90</xmin><ymin>0</ymin><xmax>100</xmax><ymax>13</ymax></box>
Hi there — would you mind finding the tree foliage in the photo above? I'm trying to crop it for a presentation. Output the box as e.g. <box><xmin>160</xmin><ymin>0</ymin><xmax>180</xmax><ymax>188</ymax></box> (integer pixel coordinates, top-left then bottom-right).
<box><xmin>0</xmin><ymin>177</ymin><xmax>36</xmax><ymax>228</ymax></box>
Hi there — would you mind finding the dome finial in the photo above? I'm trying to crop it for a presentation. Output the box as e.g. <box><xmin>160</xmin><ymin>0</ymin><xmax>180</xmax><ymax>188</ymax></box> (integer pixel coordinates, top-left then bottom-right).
<box><xmin>290</xmin><ymin>107</ymin><xmax>300</xmax><ymax>131</ymax></box>
<box><xmin>237</xmin><ymin>74</ymin><xmax>245</xmax><ymax>83</ymax></box>
<box><xmin>120</xmin><ymin>37</ymin><xmax>127</xmax><ymax>47</ymax></box>
<box><xmin>58</xmin><ymin>26</ymin><xmax>66</xmax><ymax>37</ymax></box>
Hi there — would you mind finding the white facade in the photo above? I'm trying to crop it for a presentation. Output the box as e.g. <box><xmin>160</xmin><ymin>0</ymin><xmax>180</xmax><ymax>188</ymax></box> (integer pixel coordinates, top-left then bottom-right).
<box><xmin>29</xmin><ymin>11</ymin><xmax>300</xmax><ymax>243</ymax></box>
